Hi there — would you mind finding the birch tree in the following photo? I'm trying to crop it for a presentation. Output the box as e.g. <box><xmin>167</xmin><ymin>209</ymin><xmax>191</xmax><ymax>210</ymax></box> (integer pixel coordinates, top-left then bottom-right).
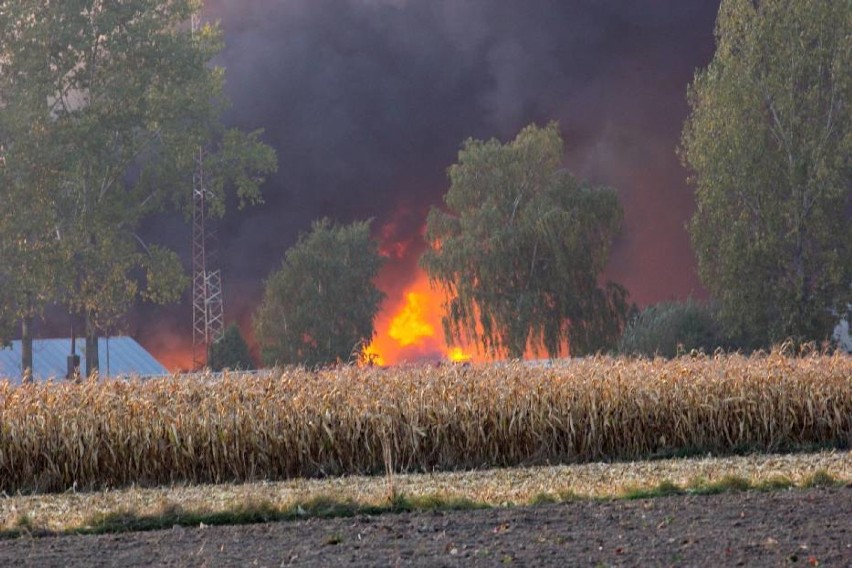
<box><xmin>422</xmin><ymin>123</ymin><xmax>628</xmax><ymax>358</ymax></box>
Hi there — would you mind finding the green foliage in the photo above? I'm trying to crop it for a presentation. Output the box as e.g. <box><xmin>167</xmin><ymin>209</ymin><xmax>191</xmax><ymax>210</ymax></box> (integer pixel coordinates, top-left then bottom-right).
<box><xmin>680</xmin><ymin>0</ymin><xmax>851</xmax><ymax>347</ymax></box>
<box><xmin>622</xmin><ymin>480</ymin><xmax>685</xmax><ymax>500</ymax></box>
<box><xmin>139</xmin><ymin>246</ymin><xmax>188</xmax><ymax>306</ymax></box>
<box><xmin>621</xmin><ymin>475</ymin><xmax>794</xmax><ymax>499</ymax></box>
<box><xmin>0</xmin><ymin>300</ymin><xmax>12</xmax><ymax>347</ymax></box>
<box><xmin>801</xmin><ymin>470</ymin><xmax>842</xmax><ymax>489</ymax></box>
<box><xmin>46</xmin><ymin>493</ymin><xmax>488</xmax><ymax>538</ymax></box>
<box><xmin>617</xmin><ymin>300</ymin><xmax>732</xmax><ymax>358</ymax></box>
<box><xmin>422</xmin><ymin>122</ymin><xmax>629</xmax><ymax>358</ymax></box>
<box><xmin>0</xmin><ymin>1</ymin><xmax>277</xmax><ymax>348</ymax></box>
<box><xmin>208</xmin><ymin>323</ymin><xmax>254</xmax><ymax>371</ymax></box>
<box><xmin>254</xmin><ymin>219</ymin><xmax>385</xmax><ymax>367</ymax></box>
<box><xmin>0</xmin><ymin>131</ymin><xmax>65</xmax><ymax>335</ymax></box>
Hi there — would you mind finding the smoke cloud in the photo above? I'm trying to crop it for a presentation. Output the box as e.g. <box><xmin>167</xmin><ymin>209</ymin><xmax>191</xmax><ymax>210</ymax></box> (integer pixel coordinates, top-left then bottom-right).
<box><xmin>124</xmin><ymin>0</ymin><xmax>720</xmax><ymax>367</ymax></box>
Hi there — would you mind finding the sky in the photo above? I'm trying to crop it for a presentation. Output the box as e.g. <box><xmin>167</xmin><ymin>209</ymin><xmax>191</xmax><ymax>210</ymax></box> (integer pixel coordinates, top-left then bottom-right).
<box><xmin>124</xmin><ymin>0</ymin><xmax>722</xmax><ymax>368</ymax></box>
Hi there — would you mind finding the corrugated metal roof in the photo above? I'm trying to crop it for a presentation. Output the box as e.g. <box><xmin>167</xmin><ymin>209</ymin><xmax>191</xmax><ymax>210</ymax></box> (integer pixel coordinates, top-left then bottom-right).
<box><xmin>0</xmin><ymin>337</ymin><xmax>169</xmax><ymax>383</ymax></box>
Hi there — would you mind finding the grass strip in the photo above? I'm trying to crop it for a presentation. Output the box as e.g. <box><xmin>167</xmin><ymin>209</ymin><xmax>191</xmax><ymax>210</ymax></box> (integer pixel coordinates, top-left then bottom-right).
<box><xmin>1</xmin><ymin>470</ymin><xmax>844</xmax><ymax>540</ymax></box>
<box><xmin>622</xmin><ymin>469</ymin><xmax>845</xmax><ymax>500</ymax></box>
<box><xmin>1</xmin><ymin>493</ymin><xmax>487</xmax><ymax>539</ymax></box>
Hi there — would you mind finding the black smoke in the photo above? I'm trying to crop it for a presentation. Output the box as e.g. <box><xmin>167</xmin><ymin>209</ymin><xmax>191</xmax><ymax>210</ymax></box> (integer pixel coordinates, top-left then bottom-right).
<box><xmin>127</xmin><ymin>0</ymin><xmax>720</xmax><ymax>366</ymax></box>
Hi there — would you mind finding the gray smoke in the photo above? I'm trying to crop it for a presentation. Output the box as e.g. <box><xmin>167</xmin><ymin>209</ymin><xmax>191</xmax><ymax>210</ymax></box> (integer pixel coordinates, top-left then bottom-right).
<box><xmin>128</xmin><ymin>0</ymin><xmax>720</xmax><ymax>365</ymax></box>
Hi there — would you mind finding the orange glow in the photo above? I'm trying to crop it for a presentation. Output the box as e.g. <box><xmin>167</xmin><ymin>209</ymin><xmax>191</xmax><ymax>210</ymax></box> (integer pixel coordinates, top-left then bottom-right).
<box><xmin>448</xmin><ymin>346</ymin><xmax>472</xmax><ymax>362</ymax></box>
<box><xmin>389</xmin><ymin>292</ymin><xmax>434</xmax><ymax>346</ymax></box>
<box><xmin>364</xmin><ymin>266</ymin><xmax>479</xmax><ymax>366</ymax></box>
<box><xmin>364</xmin><ymin>261</ymin><xmax>565</xmax><ymax>365</ymax></box>
<box><xmin>140</xmin><ymin>330</ymin><xmax>194</xmax><ymax>373</ymax></box>
<box><xmin>360</xmin><ymin>342</ymin><xmax>386</xmax><ymax>367</ymax></box>
<box><xmin>154</xmin><ymin>350</ymin><xmax>193</xmax><ymax>372</ymax></box>
<box><xmin>144</xmin><ymin>318</ymin><xmax>259</xmax><ymax>373</ymax></box>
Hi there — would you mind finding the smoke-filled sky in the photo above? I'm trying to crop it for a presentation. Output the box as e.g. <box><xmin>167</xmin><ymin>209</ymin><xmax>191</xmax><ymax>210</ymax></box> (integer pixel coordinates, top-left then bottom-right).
<box><xmin>127</xmin><ymin>0</ymin><xmax>721</xmax><ymax>367</ymax></box>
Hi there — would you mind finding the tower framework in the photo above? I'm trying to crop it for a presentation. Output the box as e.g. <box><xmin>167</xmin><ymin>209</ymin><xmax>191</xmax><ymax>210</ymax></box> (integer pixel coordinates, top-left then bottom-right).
<box><xmin>192</xmin><ymin>148</ymin><xmax>225</xmax><ymax>368</ymax></box>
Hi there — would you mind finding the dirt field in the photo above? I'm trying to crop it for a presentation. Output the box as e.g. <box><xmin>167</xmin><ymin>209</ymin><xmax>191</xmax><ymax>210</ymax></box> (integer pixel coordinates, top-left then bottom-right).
<box><xmin>1</xmin><ymin>487</ymin><xmax>849</xmax><ymax>567</ymax></box>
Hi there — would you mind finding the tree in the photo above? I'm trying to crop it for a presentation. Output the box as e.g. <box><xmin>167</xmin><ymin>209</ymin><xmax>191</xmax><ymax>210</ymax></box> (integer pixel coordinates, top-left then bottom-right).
<box><xmin>681</xmin><ymin>0</ymin><xmax>851</xmax><ymax>346</ymax></box>
<box><xmin>254</xmin><ymin>219</ymin><xmax>385</xmax><ymax>367</ymax></box>
<box><xmin>617</xmin><ymin>300</ymin><xmax>733</xmax><ymax>359</ymax></box>
<box><xmin>208</xmin><ymin>323</ymin><xmax>254</xmax><ymax>371</ymax></box>
<box><xmin>0</xmin><ymin>1</ymin><xmax>278</xmax><ymax>375</ymax></box>
<box><xmin>0</xmin><ymin>126</ymin><xmax>65</xmax><ymax>372</ymax></box>
<box><xmin>421</xmin><ymin>122</ymin><xmax>629</xmax><ymax>358</ymax></box>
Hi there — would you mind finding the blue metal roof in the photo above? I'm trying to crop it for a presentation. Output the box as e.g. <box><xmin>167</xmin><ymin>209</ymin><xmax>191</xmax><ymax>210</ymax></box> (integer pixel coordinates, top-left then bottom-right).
<box><xmin>0</xmin><ymin>337</ymin><xmax>169</xmax><ymax>383</ymax></box>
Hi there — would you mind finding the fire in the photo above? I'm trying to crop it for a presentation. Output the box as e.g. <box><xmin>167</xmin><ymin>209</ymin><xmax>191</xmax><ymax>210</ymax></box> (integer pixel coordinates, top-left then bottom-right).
<box><xmin>360</xmin><ymin>342</ymin><xmax>386</xmax><ymax>367</ymax></box>
<box><xmin>448</xmin><ymin>346</ymin><xmax>472</xmax><ymax>363</ymax></box>
<box><xmin>362</xmin><ymin>212</ymin><xmax>477</xmax><ymax>366</ymax></box>
<box><xmin>364</xmin><ymin>267</ymin><xmax>475</xmax><ymax>366</ymax></box>
<box><xmin>389</xmin><ymin>292</ymin><xmax>434</xmax><ymax>346</ymax></box>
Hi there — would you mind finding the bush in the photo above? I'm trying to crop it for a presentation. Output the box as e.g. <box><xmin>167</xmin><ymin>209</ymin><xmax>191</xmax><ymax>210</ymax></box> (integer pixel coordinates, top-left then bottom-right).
<box><xmin>208</xmin><ymin>324</ymin><xmax>254</xmax><ymax>371</ymax></box>
<box><xmin>617</xmin><ymin>300</ymin><xmax>731</xmax><ymax>358</ymax></box>
<box><xmin>253</xmin><ymin>219</ymin><xmax>384</xmax><ymax>367</ymax></box>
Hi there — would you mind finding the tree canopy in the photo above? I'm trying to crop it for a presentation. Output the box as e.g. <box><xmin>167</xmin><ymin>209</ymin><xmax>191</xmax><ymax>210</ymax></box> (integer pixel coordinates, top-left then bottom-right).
<box><xmin>681</xmin><ymin>0</ymin><xmax>851</xmax><ymax>346</ymax></box>
<box><xmin>208</xmin><ymin>323</ymin><xmax>254</xmax><ymax>371</ymax></box>
<box><xmin>254</xmin><ymin>219</ymin><xmax>385</xmax><ymax>367</ymax></box>
<box><xmin>0</xmin><ymin>0</ymin><xmax>277</xmax><ymax>373</ymax></box>
<box><xmin>421</xmin><ymin>122</ymin><xmax>629</xmax><ymax>358</ymax></box>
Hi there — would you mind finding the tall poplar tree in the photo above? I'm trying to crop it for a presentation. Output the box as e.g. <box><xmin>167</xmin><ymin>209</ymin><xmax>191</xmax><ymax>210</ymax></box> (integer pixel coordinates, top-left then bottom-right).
<box><xmin>681</xmin><ymin>0</ymin><xmax>850</xmax><ymax>346</ymax></box>
<box><xmin>0</xmin><ymin>1</ymin><xmax>277</xmax><ymax>375</ymax></box>
<box><xmin>0</xmin><ymin>92</ymin><xmax>69</xmax><ymax>372</ymax></box>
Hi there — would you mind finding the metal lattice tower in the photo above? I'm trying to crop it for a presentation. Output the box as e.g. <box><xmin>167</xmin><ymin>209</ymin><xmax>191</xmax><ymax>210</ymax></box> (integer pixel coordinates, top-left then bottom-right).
<box><xmin>191</xmin><ymin>149</ymin><xmax>225</xmax><ymax>369</ymax></box>
<box><xmin>190</xmin><ymin>10</ymin><xmax>224</xmax><ymax>369</ymax></box>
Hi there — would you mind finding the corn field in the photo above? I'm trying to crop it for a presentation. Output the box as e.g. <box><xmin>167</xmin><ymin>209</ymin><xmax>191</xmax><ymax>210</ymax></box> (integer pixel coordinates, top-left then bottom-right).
<box><xmin>1</xmin><ymin>351</ymin><xmax>850</xmax><ymax>493</ymax></box>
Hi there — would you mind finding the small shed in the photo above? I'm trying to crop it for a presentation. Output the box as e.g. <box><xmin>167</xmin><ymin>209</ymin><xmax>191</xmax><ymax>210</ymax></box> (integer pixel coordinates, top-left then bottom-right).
<box><xmin>0</xmin><ymin>337</ymin><xmax>169</xmax><ymax>384</ymax></box>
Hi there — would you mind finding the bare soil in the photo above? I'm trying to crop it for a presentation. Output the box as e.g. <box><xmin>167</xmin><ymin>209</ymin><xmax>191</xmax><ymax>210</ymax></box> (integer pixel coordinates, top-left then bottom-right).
<box><xmin>1</xmin><ymin>487</ymin><xmax>849</xmax><ymax>567</ymax></box>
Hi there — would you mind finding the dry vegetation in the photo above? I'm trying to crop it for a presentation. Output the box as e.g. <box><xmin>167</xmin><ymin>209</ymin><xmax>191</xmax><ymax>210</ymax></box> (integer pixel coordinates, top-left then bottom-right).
<box><xmin>0</xmin><ymin>351</ymin><xmax>850</xmax><ymax>494</ymax></box>
<box><xmin>2</xmin><ymin>451</ymin><xmax>849</xmax><ymax>535</ymax></box>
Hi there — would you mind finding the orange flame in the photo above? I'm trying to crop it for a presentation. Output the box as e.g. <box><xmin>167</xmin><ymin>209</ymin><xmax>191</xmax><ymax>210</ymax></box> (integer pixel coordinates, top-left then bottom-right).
<box><xmin>447</xmin><ymin>346</ymin><xmax>472</xmax><ymax>363</ymax></box>
<box><xmin>360</xmin><ymin>342</ymin><xmax>386</xmax><ymax>367</ymax></box>
<box><xmin>389</xmin><ymin>292</ymin><xmax>434</xmax><ymax>346</ymax></box>
<box><xmin>364</xmin><ymin>267</ymin><xmax>475</xmax><ymax>366</ymax></box>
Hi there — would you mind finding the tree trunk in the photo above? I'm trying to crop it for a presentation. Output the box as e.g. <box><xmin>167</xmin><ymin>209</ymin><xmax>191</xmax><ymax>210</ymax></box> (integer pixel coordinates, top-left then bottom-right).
<box><xmin>67</xmin><ymin>313</ymin><xmax>81</xmax><ymax>380</ymax></box>
<box><xmin>21</xmin><ymin>313</ymin><xmax>33</xmax><ymax>382</ymax></box>
<box><xmin>85</xmin><ymin>311</ymin><xmax>99</xmax><ymax>378</ymax></box>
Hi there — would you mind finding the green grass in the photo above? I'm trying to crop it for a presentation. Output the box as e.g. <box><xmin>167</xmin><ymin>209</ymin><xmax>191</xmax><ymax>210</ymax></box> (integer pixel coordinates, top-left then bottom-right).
<box><xmin>529</xmin><ymin>492</ymin><xmax>560</xmax><ymax>505</ymax></box>
<box><xmin>645</xmin><ymin>440</ymin><xmax>849</xmax><ymax>462</ymax></box>
<box><xmin>691</xmin><ymin>475</ymin><xmax>753</xmax><ymax>494</ymax></box>
<box><xmin>622</xmin><ymin>471</ymin><xmax>842</xmax><ymax>501</ymax></box>
<box><xmin>623</xmin><ymin>480</ymin><xmax>685</xmax><ymax>500</ymax></box>
<box><xmin>802</xmin><ymin>469</ymin><xmax>845</xmax><ymax>488</ymax></box>
<box><xmin>0</xmin><ymin>492</ymin><xmax>490</xmax><ymax>539</ymax></box>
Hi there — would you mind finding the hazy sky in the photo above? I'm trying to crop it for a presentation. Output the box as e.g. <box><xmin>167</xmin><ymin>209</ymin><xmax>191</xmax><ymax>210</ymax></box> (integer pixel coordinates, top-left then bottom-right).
<box><xmin>128</xmin><ymin>1</ymin><xmax>722</xmax><ymax>364</ymax></box>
